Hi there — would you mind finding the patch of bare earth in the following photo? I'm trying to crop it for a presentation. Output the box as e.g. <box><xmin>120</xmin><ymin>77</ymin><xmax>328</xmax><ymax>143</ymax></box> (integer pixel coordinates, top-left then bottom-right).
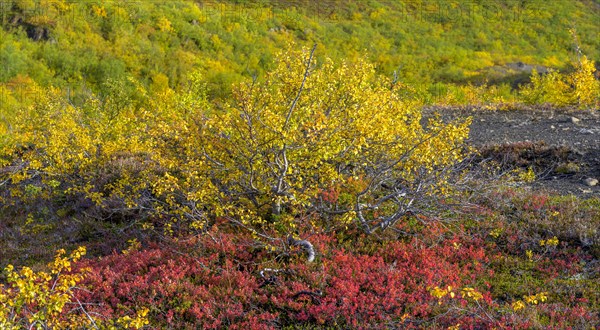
<box><xmin>425</xmin><ymin>105</ymin><xmax>600</xmax><ymax>197</ymax></box>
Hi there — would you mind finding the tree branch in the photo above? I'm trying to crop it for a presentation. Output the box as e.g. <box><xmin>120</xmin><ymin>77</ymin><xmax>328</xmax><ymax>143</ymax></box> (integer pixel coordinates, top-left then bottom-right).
<box><xmin>288</xmin><ymin>235</ymin><xmax>315</xmax><ymax>262</ymax></box>
<box><xmin>283</xmin><ymin>44</ymin><xmax>317</xmax><ymax>131</ymax></box>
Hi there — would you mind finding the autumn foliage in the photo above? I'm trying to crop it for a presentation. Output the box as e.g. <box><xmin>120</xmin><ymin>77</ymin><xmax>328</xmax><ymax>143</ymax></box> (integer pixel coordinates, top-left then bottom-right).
<box><xmin>62</xmin><ymin>211</ymin><xmax>597</xmax><ymax>329</ymax></box>
<box><xmin>521</xmin><ymin>55</ymin><xmax>600</xmax><ymax>108</ymax></box>
<box><xmin>0</xmin><ymin>247</ymin><xmax>149</xmax><ymax>329</ymax></box>
<box><xmin>0</xmin><ymin>47</ymin><xmax>470</xmax><ymax>236</ymax></box>
<box><xmin>1</xmin><ymin>40</ymin><xmax>599</xmax><ymax>328</ymax></box>
<box><xmin>198</xmin><ymin>46</ymin><xmax>471</xmax><ymax>233</ymax></box>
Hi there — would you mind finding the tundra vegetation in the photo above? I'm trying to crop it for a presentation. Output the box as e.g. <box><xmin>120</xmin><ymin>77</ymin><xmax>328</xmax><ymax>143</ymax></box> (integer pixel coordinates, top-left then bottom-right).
<box><xmin>0</xmin><ymin>1</ymin><xmax>599</xmax><ymax>329</ymax></box>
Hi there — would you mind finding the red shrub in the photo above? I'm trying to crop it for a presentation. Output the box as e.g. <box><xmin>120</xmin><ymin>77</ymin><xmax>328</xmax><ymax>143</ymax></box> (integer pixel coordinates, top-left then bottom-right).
<box><xmin>71</xmin><ymin>219</ymin><xmax>598</xmax><ymax>329</ymax></box>
<box><xmin>73</xmin><ymin>223</ymin><xmax>500</xmax><ymax>328</ymax></box>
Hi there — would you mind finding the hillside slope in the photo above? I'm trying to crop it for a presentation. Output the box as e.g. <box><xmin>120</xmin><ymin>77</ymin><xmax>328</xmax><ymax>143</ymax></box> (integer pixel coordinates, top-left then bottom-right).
<box><xmin>1</xmin><ymin>0</ymin><xmax>598</xmax><ymax>101</ymax></box>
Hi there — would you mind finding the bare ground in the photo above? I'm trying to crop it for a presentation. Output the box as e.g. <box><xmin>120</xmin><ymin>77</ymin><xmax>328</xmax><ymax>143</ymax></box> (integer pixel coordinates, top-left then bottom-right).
<box><xmin>426</xmin><ymin>105</ymin><xmax>600</xmax><ymax>197</ymax></box>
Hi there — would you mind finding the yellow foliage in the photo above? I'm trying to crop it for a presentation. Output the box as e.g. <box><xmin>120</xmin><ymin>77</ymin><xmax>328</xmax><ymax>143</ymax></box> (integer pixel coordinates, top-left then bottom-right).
<box><xmin>0</xmin><ymin>248</ymin><xmax>86</xmax><ymax>329</ymax></box>
<box><xmin>489</xmin><ymin>228</ymin><xmax>503</xmax><ymax>239</ymax></box>
<box><xmin>512</xmin><ymin>292</ymin><xmax>549</xmax><ymax>312</ymax></box>
<box><xmin>92</xmin><ymin>5</ymin><xmax>107</xmax><ymax>18</ymax></box>
<box><xmin>429</xmin><ymin>286</ymin><xmax>484</xmax><ymax>305</ymax></box>
<box><xmin>157</xmin><ymin>17</ymin><xmax>174</xmax><ymax>33</ymax></box>
<box><xmin>569</xmin><ymin>56</ymin><xmax>600</xmax><ymax>108</ymax></box>
<box><xmin>1</xmin><ymin>47</ymin><xmax>469</xmax><ymax>234</ymax></box>
<box><xmin>122</xmin><ymin>238</ymin><xmax>142</xmax><ymax>254</ymax></box>
<box><xmin>115</xmin><ymin>308</ymin><xmax>150</xmax><ymax>329</ymax></box>
<box><xmin>429</xmin><ymin>286</ymin><xmax>453</xmax><ymax>304</ymax></box>
<box><xmin>526</xmin><ymin>250</ymin><xmax>533</xmax><ymax>261</ymax></box>
<box><xmin>0</xmin><ymin>247</ymin><xmax>150</xmax><ymax>329</ymax></box>
<box><xmin>521</xmin><ymin>56</ymin><xmax>599</xmax><ymax>109</ymax></box>
<box><xmin>539</xmin><ymin>236</ymin><xmax>559</xmax><ymax>247</ymax></box>
<box><xmin>517</xmin><ymin>167</ymin><xmax>536</xmax><ymax>183</ymax></box>
<box><xmin>512</xmin><ymin>300</ymin><xmax>526</xmax><ymax>311</ymax></box>
<box><xmin>198</xmin><ymin>46</ymin><xmax>470</xmax><ymax>231</ymax></box>
<box><xmin>523</xmin><ymin>292</ymin><xmax>548</xmax><ymax>305</ymax></box>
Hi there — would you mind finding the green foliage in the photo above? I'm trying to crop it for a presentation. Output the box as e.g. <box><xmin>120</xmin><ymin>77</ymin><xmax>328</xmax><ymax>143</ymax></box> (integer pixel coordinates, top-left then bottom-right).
<box><xmin>0</xmin><ymin>0</ymin><xmax>599</xmax><ymax>106</ymax></box>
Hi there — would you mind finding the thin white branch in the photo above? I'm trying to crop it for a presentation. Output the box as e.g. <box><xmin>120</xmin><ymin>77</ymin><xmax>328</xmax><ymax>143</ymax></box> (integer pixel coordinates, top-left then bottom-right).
<box><xmin>283</xmin><ymin>44</ymin><xmax>317</xmax><ymax>130</ymax></box>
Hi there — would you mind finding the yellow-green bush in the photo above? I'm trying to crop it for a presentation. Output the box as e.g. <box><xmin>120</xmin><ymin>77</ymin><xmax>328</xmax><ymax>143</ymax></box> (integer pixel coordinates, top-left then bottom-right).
<box><xmin>0</xmin><ymin>247</ymin><xmax>149</xmax><ymax>329</ymax></box>
<box><xmin>520</xmin><ymin>56</ymin><xmax>599</xmax><ymax>108</ymax></box>
<box><xmin>1</xmin><ymin>47</ymin><xmax>470</xmax><ymax>235</ymax></box>
<box><xmin>197</xmin><ymin>47</ymin><xmax>471</xmax><ymax>233</ymax></box>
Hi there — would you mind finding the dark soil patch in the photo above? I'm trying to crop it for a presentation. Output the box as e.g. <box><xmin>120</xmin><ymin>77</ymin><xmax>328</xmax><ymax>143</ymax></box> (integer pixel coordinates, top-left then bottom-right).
<box><xmin>426</xmin><ymin>105</ymin><xmax>600</xmax><ymax>197</ymax></box>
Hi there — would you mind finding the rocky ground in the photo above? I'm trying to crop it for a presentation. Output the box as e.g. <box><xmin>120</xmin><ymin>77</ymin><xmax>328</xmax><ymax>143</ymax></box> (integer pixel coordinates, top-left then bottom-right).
<box><xmin>427</xmin><ymin>106</ymin><xmax>600</xmax><ymax>197</ymax></box>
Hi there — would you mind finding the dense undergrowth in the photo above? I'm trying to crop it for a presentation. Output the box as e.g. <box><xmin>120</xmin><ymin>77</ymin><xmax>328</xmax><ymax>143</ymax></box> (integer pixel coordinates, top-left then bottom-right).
<box><xmin>2</xmin><ymin>187</ymin><xmax>598</xmax><ymax>329</ymax></box>
<box><xmin>1</xmin><ymin>1</ymin><xmax>600</xmax><ymax>329</ymax></box>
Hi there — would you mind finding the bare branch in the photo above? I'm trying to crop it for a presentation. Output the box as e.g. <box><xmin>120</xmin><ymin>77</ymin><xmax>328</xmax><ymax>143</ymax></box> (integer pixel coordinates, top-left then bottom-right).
<box><xmin>283</xmin><ymin>44</ymin><xmax>317</xmax><ymax>130</ymax></box>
